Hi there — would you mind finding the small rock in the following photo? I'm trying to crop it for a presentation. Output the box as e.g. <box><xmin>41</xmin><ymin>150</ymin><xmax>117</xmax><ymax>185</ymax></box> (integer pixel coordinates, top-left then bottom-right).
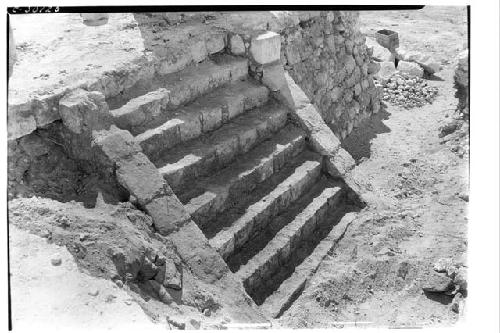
<box><xmin>203</xmin><ymin>308</ymin><xmax>212</xmax><ymax>317</ymax></box>
<box><xmin>125</xmin><ymin>300</ymin><xmax>132</xmax><ymax>306</ymax></box>
<box><xmin>115</xmin><ymin>280</ymin><xmax>124</xmax><ymax>288</ymax></box>
<box><xmin>51</xmin><ymin>258</ymin><xmax>62</xmax><ymax>266</ymax></box>
<box><xmin>88</xmin><ymin>290</ymin><xmax>99</xmax><ymax>296</ymax></box>
<box><xmin>454</xmin><ymin>267</ymin><xmax>467</xmax><ymax>292</ymax></box>
<box><xmin>189</xmin><ymin>319</ymin><xmax>201</xmax><ymax>330</ymax></box>
<box><xmin>105</xmin><ymin>294</ymin><xmax>116</xmax><ymax>303</ymax></box>
<box><xmin>458</xmin><ymin>193</ymin><xmax>469</xmax><ymax>202</ymax></box>
<box><xmin>167</xmin><ymin>316</ymin><xmax>186</xmax><ymax>330</ymax></box>
<box><xmin>433</xmin><ymin>258</ymin><xmax>454</xmax><ymax>273</ymax></box>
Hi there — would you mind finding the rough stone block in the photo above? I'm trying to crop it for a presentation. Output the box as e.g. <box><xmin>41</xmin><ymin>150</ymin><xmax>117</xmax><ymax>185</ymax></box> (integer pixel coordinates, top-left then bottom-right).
<box><xmin>111</xmin><ymin>88</ymin><xmax>169</xmax><ymax>129</ymax></box>
<box><xmin>375</xmin><ymin>61</ymin><xmax>397</xmax><ymax>83</ymax></box>
<box><xmin>325</xmin><ymin>148</ymin><xmax>356</xmax><ymax>178</ymax></box>
<box><xmin>250</xmin><ymin>31</ymin><xmax>281</xmax><ymax>65</ymax></box>
<box><xmin>397</xmin><ymin>61</ymin><xmax>424</xmax><ymax>78</ymax></box>
<box><xmin>59</xmin><ymin>89</ymin><xmax>111</xmax><ymax>135</ymax></box>
<box><xmin>7</xmin><ymin>102</ymin><xmax>37</xmax><ymax>140</ymax></box>
<box><xmin>145</xmin><ymin>195</ymin><xmax>191</xmax><ymax>235</ymax></box>
<box><xmin>229</xmin><ymin>34</ymin><xmax>246</xmax><ymax>55</ymax></box>
<box><xmin>115</xmin><ymin>153</ymin><xmax>165</xmax><ymax>205</ymax></box>
<box><xmin>365</xmin><ymin>37</ymin><xmax>394</xmax><ymax>62</ymax></box>
<box><xmin>92</xmin><ymin>125</ymin><xmax>142</xmax><ymax>163</ymax></box>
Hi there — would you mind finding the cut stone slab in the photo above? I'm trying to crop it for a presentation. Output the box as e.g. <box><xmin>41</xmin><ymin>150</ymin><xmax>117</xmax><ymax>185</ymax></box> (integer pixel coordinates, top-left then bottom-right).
<box><xmin>397</xmin><ymin>61</ymin><xmax>424</xmax><ymax>78</ymax></box>
<box><xmin>250</xmin><ymin>31</ymin><xmax>281</xmax><ymax>65</ymax></box>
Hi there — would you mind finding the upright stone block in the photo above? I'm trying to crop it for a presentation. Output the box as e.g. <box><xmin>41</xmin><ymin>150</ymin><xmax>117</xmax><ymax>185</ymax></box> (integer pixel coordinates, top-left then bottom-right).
<box><xmin>250</xmin><ymin>31</ymin><xmax>281</xmax><ymax>65</ymax></box>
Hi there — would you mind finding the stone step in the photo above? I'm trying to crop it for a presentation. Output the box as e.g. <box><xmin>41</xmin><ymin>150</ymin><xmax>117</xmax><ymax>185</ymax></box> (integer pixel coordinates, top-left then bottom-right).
<box><xmin>209</xmin><ymin>159</ymin><xmax>322</xmax><ymax>260</ymax></box>
<box><xmin>183</xmin><ymin>125</ymin><xmax>306</xmax><ymax>226</ymax></box>
<box><xmin>259</xmin><ymin>212</ymin><xmax>358</xmax><ymax>318</ymax></box>
<box><xmin>236</xmin><ymin>186</ymin><xmax>343</xmax><ymax>295</ymax></box>
<box><xmin>110</xmin><ymin>55</ymin><xmax>249</xmax><ymax>132</ymax></box>
<box><xmin>135</xmin><ymin>80</ymin><xmax>270</xmax><ymax>159</ymax></box>
<box><xmin>155</xmin><ymin>100</ymin><xmax>289</xmax><ymax>191</ymax></box>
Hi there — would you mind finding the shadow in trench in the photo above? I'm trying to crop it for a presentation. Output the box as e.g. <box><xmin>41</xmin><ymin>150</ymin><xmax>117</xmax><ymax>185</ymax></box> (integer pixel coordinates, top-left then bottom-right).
<box><xmin>340</xmin><ymin>104</ymin><xmax>392</xmax><ymax>163</ymax></box>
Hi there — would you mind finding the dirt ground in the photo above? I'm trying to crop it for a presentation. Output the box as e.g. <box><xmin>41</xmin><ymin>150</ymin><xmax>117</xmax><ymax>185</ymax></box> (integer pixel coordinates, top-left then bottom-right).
<box><xmin>277</xmin><ymin>6</ymin><xmax>469</xmax><ymax>328</ymax></box>
<box><xmin>7</xmin><ymin>6</ymin><xmax>470</xmax><ymax>330</ymax></box>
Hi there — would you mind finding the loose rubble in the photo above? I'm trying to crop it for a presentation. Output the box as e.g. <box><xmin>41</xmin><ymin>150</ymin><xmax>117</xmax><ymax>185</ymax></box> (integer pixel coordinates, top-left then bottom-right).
<box><xmin>380</xmin><ymin>72</ymin><xmax>439</xmax><ymax>109</ymax></box>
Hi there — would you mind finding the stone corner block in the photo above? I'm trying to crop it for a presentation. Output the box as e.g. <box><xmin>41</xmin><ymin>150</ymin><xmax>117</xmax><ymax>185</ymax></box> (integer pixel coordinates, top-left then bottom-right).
<box><xmin>324</xmin><ymin>148</ymin><xmax>355</xmax><ymax>178</ymax></box>
<box><xmin>146</xmin><ymin>195</ymin><xmax>192</xmax><ymax>236</ymax></box>
<box><xmin>250</xmin><ymin>31</ymin><xmax>281</xmax><ymax>65</ymax></box>
<box><xmin>59</xmin><ymin>88</ymin><xmax>111</xmax><ymax>134</ymax></box>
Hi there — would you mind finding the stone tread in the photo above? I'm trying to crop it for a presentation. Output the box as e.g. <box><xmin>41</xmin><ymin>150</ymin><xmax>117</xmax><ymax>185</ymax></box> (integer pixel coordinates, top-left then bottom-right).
<box><xmin>183</xmin><ymin>124</ymin><xmax>306</xmax><ymax>221</ymax></box>
<box><xmin>155</xmin><ymin>100</ymin><xmax>289</xmax><ymax>191</ymax></box>
<box><xmin>236</xmin><ymin>187</ymin><xmax>343</xmax><ymax>287</ymax></box>
<box><xmin>209</xmin><ymin>159</ymin><xmax>323</xmax><ymax>259</ymax></box>
<box><xmin>135</xmin><ymin>80</ymin><xmax>270</xmax><ymax>158</ymax></box>
<box><xmin>259</xmin><ymin>212</ymin><xmax>358</xmax><ymax>319</ymax></box>
<box><xmin>110</xmin><ymin>55</ymin><xmax>249</xmax><ymax>131</ymax></box>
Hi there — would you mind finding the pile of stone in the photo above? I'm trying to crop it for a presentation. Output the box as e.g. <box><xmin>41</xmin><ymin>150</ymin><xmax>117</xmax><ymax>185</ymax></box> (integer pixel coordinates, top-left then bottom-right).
<box><xmin>381</xmin><ymin>72</ymin><xmax>439</xmax><ymax>109</ymax></box>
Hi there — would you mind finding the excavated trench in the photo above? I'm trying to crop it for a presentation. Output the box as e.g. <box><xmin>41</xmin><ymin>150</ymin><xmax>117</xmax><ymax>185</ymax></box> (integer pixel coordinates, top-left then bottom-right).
<box><xmin>7</xmin><ymin>121</ymin><xmax>129</xmax><ymax>208</ymax></box>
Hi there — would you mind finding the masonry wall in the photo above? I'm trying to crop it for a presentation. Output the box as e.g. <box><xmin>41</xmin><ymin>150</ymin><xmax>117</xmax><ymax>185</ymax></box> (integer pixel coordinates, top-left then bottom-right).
<box><xmin>279</xmin><ymin>11</ymin><xmax>382</xmax><ymax>140</ymax></box>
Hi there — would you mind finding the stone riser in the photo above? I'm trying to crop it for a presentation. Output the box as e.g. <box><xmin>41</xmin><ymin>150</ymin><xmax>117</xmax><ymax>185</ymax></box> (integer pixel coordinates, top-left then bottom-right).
<box><xmin>238</xmin><ymin>186</ymin><xmax>343</xmax><ymax>297</ymax></box>
<box><xmin>209</xmin><ymin>159</ymin><xmax>322</xmax><ymax>260</ymax></box>
<box><xmin>156</xmin><ymin>102</ymin><xmax>289</xmax><ymax>192</ymax></box>
<box><xmin>110</xmin><ymin>55</ymin><xmax>249</xmax><ymax>133</ymax></box>
<box><xmin>185</xmin><ymin>126</ymin><xmax>306</xmax><ymax>227</ymax></box>
<box><xmin>136</xmin><ymin>81</ymin><xmax>269</xmax><ymax>160</ymax></box>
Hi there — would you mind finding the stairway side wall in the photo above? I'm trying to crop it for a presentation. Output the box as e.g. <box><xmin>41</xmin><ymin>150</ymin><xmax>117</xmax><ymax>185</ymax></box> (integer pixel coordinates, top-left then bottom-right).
<box><xmin>280</xmin><ymin>11</ymin><xmax>382</xmax><ymax>140</ymax></box>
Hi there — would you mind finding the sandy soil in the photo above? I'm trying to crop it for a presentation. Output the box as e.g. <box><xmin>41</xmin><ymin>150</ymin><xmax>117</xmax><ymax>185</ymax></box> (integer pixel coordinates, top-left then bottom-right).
<box><xmin>277</xmin><ymin>6</ymin><xmax>469</xmax><ymax>328</ymax></box>
<box><xmin>9</xmin><ymin>224</ymin><xmax>162</xmax><ymax>331</ymax></box>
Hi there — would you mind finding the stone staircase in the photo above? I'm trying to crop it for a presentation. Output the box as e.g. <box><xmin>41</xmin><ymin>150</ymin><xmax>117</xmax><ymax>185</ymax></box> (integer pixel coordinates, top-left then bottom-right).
<box><xmin>108</xmin><ymin>52</ymin><xmax>359</xmax><ymax>319</ymax></box>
